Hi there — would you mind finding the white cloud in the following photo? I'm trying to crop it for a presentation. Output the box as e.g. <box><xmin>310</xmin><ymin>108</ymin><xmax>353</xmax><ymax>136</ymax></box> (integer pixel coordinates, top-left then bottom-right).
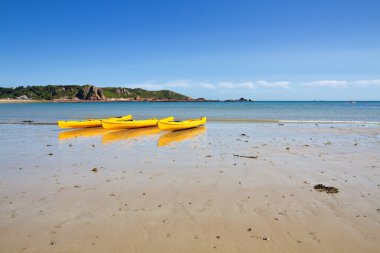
<box><xmin>198</xmin><ymin>82</ymin><xmax>216</xmax><ymax>89</ymax></box>
<box><xmin>256</xmin><ymin>80</ymin><xmax>290</xmax><ymax>88</ymax></box>
<box><xmin>300</xmin><ymin>79</ymin><xmax>380</xmax><ymax>88</ymax></box>
<box><xmin>217</xmin><ymin>82</ymin><xmax>235</xmax><ymax>89</ymax></box>
<box><xmin>124</xmin><ymin>79</ymin><xmax>380</xmax><ymax>91</ymax></box>
<box><xmin>214</xmin><ymin>81</ymin><xmax>289</xmax><ymax>89</ymax></box>
<box><xmin>237</xmin><ymin>82</ymin><xmax>256</xmax><ymax>89</ymax></box>
<box><xmin>301</xmin><ymin>80</ymin><xmax>348</xmax><ymax>88</ymax></box>
<box><xmin>353</xmin><ymin>79</ymin><xmax>380</xmax><ymax>86</ymax></box>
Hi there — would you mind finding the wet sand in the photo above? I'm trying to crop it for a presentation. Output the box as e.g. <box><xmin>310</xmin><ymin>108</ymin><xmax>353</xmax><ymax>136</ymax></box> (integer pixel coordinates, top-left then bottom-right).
<box><xmin>0</xmin><ymin>123</ymin><xmax>379</xmax><ymax>252</ymax></box>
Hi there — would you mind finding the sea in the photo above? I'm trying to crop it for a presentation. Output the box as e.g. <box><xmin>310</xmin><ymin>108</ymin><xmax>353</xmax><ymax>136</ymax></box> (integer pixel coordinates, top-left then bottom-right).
<box><xmin>0</xmin><ymin>101</ymin><xmax>380</xmax><ymax>124</ymax></box>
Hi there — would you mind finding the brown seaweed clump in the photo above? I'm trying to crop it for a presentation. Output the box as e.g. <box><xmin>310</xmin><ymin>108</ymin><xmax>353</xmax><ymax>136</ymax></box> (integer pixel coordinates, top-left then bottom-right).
<box><xmin>314</xmin><ymin>184</ymin><xmax>339</xmax><ymax>194</ymax></box>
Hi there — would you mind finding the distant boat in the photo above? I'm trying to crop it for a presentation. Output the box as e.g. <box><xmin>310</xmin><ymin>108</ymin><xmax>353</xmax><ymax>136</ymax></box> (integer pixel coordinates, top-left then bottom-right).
<box><xmin>349</xmin><ymin>101</ymin><xmax>356</xmax><ymax>104</ymax></box>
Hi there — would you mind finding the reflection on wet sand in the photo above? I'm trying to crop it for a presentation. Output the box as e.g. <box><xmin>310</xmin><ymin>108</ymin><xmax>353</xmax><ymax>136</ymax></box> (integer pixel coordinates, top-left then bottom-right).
<box><xmin>158</xmin><ymin>127</ymin><xmax>206</xmax><ymax>147</ymax></box>
<box><xmin>58</xmin><ymin>127</ymin><xmax>112</xmax><ymax>140</ymax></box>
<box><xmin>102</xmin><ymin>127</ymin><xmax>161</xmax><ymax>144</ymax></box>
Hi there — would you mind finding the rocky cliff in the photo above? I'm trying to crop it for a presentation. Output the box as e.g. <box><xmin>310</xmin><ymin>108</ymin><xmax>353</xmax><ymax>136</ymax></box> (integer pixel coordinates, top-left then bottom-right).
<box><xmin>76</xmin><ymin>85</ymin><xmax>106</xmax><ymax>100</ymax></box>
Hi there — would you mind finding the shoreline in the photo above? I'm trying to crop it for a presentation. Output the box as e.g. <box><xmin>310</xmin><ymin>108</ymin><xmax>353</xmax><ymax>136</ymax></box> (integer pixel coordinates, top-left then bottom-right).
<box><xmin>1</xmin><ymin>119</ymin><xmax>380</xmax><ymax>125</ymax></box>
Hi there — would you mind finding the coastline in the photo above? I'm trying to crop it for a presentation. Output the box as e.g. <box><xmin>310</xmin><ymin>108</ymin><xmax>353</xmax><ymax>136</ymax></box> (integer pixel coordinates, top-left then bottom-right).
<box><xmin>0</xmin><ymin>123</ymin><xmax>379</xmax><ymax>253</ymax></box>
<box><xmin>2</xmin><ymin>98</ymin><xmax>379</xmax><ymax>104</ymax></box>
<box><xmin>0</xmin><ymin>98</ymin><xmax>210</xmax><ymax>104</ymax></box>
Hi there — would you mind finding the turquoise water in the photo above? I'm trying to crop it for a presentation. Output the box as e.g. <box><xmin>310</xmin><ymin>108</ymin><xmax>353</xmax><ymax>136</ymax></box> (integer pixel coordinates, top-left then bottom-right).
<box><xmin>0</xmin><ymin>101</ymin><xmax>380</xmax><ymax>124</ymax></box>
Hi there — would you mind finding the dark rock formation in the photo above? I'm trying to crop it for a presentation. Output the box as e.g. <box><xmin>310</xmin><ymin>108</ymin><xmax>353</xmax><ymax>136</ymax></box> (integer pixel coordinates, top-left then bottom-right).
<box><xmin>76</xmin><ymin>85</ymin><xmax>105</xmax><ymax>100</ymax></box>
<box><xmin>225</xmin><ymin>98</ymin><xmax>253</xmax><ymax>102</ymax></box>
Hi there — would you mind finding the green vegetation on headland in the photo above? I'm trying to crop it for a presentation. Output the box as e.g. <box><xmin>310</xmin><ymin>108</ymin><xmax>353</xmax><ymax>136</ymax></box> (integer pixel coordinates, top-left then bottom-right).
<box><xmin>0</xmin><ymin>85</ymin><xmax>196</xmax><ymax>101</ymax></box>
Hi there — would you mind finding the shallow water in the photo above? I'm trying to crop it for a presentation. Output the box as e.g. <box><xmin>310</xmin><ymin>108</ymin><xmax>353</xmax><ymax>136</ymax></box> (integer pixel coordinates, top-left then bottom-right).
<box><xmin>1</xmin><ymin>101</ymin><xmax>380</xmax><ymax>124</ymax></box>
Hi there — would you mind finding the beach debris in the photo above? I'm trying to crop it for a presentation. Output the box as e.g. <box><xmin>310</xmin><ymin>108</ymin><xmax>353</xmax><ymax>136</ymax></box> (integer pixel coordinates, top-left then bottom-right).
<box><xmin>324</xmin><ymin>141</ymin><xmax>332</xmax><ymax>145</ymax></box>
<box><xmin>247</xmin><ymin>228</ymin><xmax>252</xmax><ymax>232</ymax></box>
<box><xmin>205</xmin><ymin>155</ymin><xmax>212</xmax><ymax>157</ymax></box>
<box><xmin>74</xmin><ymin>185</ymin><xmax>80</xmax><ymax>188</ymax></box>
<box><xmin>46</xmin><ymin>144</ymin><xmax>52</xmax><ymax>146</ymax></box>
<box><xmin>262</xmin><ymin>237</ymin><xmax>268</xmax><ymax>240</ymax></box>
<box><xmin>278</xmin><ymin>123</ymin><xmax>284</xmax><ymax>126</ymax></box>
<box><xmin>313</xmin><ymin>184</ymin><xmax>339</xmax><ymax>193</ymax></box>
<box><xmin>286</xmin><ymin>147</ymin><xmax>290</xmax><ymax>150</ymax></box>
<box><xmin>22</xmin><ymin>120</ymin><xmax>33</xmax><ymax>123</ymax></box>
<box><xmin>91</xmin><ymin>167</ymin><xmax>98</xmax><ymax>173</ymax></box>
<box><xmin>49</xmin><ymin>241</ymin><xmax>55</xmax><ymax>246</ymax></box>
<box><xmin>48</xmin><ymin>153</ymin><xmax>53</xmax><ymax>156</ymax></box>
<box><xmin>233</xmin><ymin>154</ymin><xmax>258</xmax><ymax>159</ymax></box>
<box><xmin>216</xmin><ymin>235</ymin><xmax>221</xmax><ymax>239</ymax></box>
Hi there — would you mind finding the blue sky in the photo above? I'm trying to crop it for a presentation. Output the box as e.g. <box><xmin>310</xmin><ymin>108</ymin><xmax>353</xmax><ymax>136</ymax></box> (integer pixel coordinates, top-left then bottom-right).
<box><xmin>1</xmin><ymin>0</ymin><xmax>379</xmax><ymax>100</ymax></box>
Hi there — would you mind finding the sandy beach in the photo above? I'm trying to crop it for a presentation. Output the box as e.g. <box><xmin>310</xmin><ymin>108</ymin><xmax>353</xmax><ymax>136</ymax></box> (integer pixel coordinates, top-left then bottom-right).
<box><xmin>0</xmin><ymin>123</ymin><xmax>379</xmax><ymax>253</ymax></box>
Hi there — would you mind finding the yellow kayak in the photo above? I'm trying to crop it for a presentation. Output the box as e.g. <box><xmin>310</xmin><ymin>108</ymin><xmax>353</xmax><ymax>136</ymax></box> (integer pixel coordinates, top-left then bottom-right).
<box><xmin>158</xmin><ymin>126</ymin><xmax>206</xmax><ymax>146</ymax></box>
<box><xmin>158</xmin><ymin>117</ymin><xmax>207</xmax><ymax>131</ymax></box>
<box><xmin>102</xmin><ymin>118</ymin><xmax>158</xmax><ymax>130</ymax></box>
<box><xmin>57</xmin><ymin>115</ymin><xmax>132</xmax><ymax>129</ymax></box>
